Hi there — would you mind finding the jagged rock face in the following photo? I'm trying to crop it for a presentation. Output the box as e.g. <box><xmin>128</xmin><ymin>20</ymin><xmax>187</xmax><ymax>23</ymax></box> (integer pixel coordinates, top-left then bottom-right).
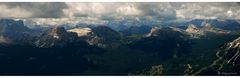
<box><xmin>185</xmin><ymin>23</ymin><xmax>230</xmax><ymax>38</ymax></box>
<box><xmin>148</xmin><ymin>27</ymin><xmax>186</xmax><ymax>40</ymax></box>
<box><xmin>228</xmin><ymin>37</ymin><xmax>240</xmax><ymax>48</ymax></box>
<box><xmin>207</xmin><ymin>37</ymin><xmax>240</xmax><ymax>75</ymax></box>
<box><xmin>66</xmin><ymin>26</ymin><xmax>121</xmax><ymax>48</ymax></box>
<box><xmin>188</xmin><ymin>19</ymin><xmax>240</xmax><ymax>30</ymax></box>
<box><xmin>185</xmin><ymin>24</ymin><xmax>204</xmax><ymax>38</ymax></box>
<box><xmin>203</xmin><ymin>27</ymin><xmax>230</xmax><ymax>34</ymax></box>
<box><xmin>186</xmin><ymin>24</ymin><xmax>201</xmax><ymax>34</ymax></box>
<box><xmin>35</xmin><ymin>27</ymin><xmax>78</xmax><ymax>48</ymax></box>
<box><xmin>148</xmin><ymin>27</ymin><xmax>160</xmax><ymax>37</ymax></box>
<box><xmin>223</xmin><ymin>37</ymin><xmax>240</xmax><ymax>65</ymax></box>
<box><xmin>131</xmin><ymin>27</ymin><xmax>191</xmax><ymax>59</ymax></box>
<box><xmin>91</xmin><ymin>26</ymin><xmax>120</xmax><ymax>41</ymax></box>
<box><xmin>0</xmin><ymin>19</ymin><xmax>25</xmax><ymax>30</ymax></box>
<box><xmin>0</xmin><ymin>19</ymin><xmax>35</xmax><ymax>44</ymax></box>
<box><xmin>85</xmin><ymin>26</ymin><xmax>121</xmax><ymax>48</ymax></box>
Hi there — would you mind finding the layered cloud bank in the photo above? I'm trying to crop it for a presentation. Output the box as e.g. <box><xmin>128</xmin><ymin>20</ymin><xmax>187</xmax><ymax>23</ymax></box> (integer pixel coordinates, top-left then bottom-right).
<box><xmin>0</xmin><ymin>2</ymin><xmax>239</xmax><ymax>19</ymax></box>
<box><xmin>0</xmin><ymin>2</ymin><xmax>239</xmax><ymax>26</ymax></box>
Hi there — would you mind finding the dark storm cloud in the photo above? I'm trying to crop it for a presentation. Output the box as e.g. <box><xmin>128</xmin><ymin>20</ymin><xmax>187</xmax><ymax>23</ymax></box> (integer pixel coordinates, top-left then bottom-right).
<box><xmin>0</xmin><ymin>2</ymin><xmax>68</xmax><ymax>18</ymax></box>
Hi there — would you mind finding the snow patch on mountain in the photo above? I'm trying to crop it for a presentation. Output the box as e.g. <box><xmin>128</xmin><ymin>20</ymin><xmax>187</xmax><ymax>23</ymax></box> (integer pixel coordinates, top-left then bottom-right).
<box><xmin>67</xmin><ymin>28</ymin><xmax>92</xmax><ymax>37</ymax></box>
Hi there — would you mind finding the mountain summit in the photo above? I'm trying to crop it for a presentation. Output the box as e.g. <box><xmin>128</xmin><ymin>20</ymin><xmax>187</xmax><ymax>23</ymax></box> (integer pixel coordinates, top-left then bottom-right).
<box><xmin>34</xmin><ymin>27</ymin><xmax>78</xmax><ymax>48</ymax></box>
<box><xmin>0</xmin><ymin>19</ymin><xmax>35</xmax><ymax>44</ymax></box>
<box><xmin>86</xmin><ymin>26</ymin><xmax>121</xmax><ymax>48</ymax></box>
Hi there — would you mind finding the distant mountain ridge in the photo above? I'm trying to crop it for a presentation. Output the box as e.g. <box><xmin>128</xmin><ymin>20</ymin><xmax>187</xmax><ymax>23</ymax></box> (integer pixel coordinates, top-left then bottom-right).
<box><xmin>0</xmin><ymin>18</ymin><xmax>239</xmax><ymax>75</ymax></box>
<box><xmin>187</xmin><ymin>19</ymin><xmax>240</xmax><ymax>30</ymax></box>
<box><xmin>0</xmin><ymin>19</ymin><xmax>37</xmax><ymax>45</ymax></box>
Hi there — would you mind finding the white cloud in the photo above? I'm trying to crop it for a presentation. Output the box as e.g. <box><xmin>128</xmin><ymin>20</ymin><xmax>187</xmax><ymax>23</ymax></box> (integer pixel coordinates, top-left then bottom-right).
<box><xmin>116</xmin><ymin>4</ymin><xmax>142</xmax><ymax>15</ymax></box>
<box><xmin>24</xmin><ymin>17</ymin><xmax>107</xmax><ymax>26</ymax></box>
<box><xmin>63</xmin><ymin>3</ymin><xmax>91</xmax><ymax>18</ymax></box>
<box><xmin>174</xmin><ymin>3</ymin><xmax>240</xmax><ymax>19</ymax></box>
<box><xmin>63</xmin><ymin>3</ymin><xmax>142</xmax><ymax>18</ymax></box>
<box><xmin>0</xmin><ymin>2</ymin><xmax>239</xmax><ymax>20</ymax></box>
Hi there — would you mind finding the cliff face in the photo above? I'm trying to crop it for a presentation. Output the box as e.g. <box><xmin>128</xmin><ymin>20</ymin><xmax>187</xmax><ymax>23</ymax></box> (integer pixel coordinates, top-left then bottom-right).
<box><xmin>34</xmin><ymin>27</ymin><xmax>78</xmax><ymax>48</ymax></box>
<box><xmin>0</xmin><ymin>19</ymin><xmax>36</xmax><ymax>45</ymax></box>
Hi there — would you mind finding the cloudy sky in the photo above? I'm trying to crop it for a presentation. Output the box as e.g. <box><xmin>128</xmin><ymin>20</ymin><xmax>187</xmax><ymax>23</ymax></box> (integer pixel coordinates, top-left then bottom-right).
<box><xmin>0</xmin><ymin>2</ymin><xmax>239</xmax><ymax>20</ymax></box>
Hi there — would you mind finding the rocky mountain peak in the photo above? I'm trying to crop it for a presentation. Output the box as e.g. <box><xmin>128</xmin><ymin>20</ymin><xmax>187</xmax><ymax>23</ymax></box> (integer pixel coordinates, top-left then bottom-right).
<box><xmin>186</xmin><ymin>24</ymin><xmax>200</xmax><ymax>33</ymax></box>
<box><xmin>202</xmin><ymin>22</ymin><xmax>215</xmax><ymax>30</ymax></box>
<box><xmin>148</xmin><ymin>27</ymin><xmax>160</xmax><ymax>37</ymax></box>
<box><xmin>34</xmin><ymin>27</ymin><xmax>78</xmax><ymax>48</ymax></box>
<box><xmin>185</xmin><ymin>22</ymin><xmax>230</xmax><ymax>39</ymax></box>
<box><xmin>91</xmin><ymin>26</ymin><xmax>120</xmax><ymax>41</ymax></box>
<box><xmin>227</xmin><ymin>37</ymin><xmax>240</xmax><ymax>49</ymax></box>
<box><xmin>47</xmin><ymin>27</ymin><xmax>68</xmax><ymax>39</ymax></box>
<box><xmin>147</xmin><ymin>27</ymin><xmax>186</xmax><ymax>40</ymax></box>
<box><xmin>0</xmin><ymin>19</ymin><xmax>24</xmax><ymax>26</ymax></box>
<box><xmin>0</xmin><ymin>19</ymin><xmax>28</xmax><ymax>32</ymax></box>
<box><xmin>83</xmin><ymin>26</ymin><xmax>121</xmax><ymax>48</ymax></box>
<box><xmin>0</xmin><ymin>19</ymin><xmax>35</xmax><ymax>44</ymax></box>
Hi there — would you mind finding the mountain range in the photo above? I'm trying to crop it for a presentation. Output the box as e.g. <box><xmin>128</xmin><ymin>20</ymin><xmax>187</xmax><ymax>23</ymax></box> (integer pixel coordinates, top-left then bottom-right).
<box><xmin>0</xmin><ymin>18</ymin><xmax>240</xmax><ymax>75</ymax></box>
